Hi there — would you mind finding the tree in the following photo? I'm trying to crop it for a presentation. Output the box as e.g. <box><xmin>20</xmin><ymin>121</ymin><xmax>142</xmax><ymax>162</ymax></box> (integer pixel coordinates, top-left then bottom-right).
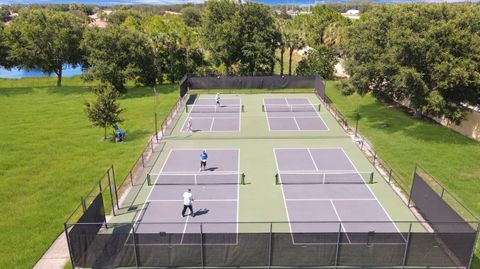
<box><xmin>0</xmin><ymin>24</ymin><xmax>11</xmax><ymax>68</ymax></box>
<box><xmin>277</xmin><ymin>19</ymin><xmax>288</xmax><ymax>76</ymax></box>
<box><xmin>237</xmin><ymin>3</ymin><xmax>280</xmax><ymax>75</ymax></box>
<box><xmin>285</xmin><ymin>29</ymin><xmax>305</xmax><ymax>76</ymax></box>
<box><xmin>344</xmin><ymin>4</ymin><xmax>480</xmax><ymax>123</ymax></box>
<box><xmin>82</xmin><ymin>25</ymin><xmax>155</xmax><ymax>92</ymax></box>
<box><xmin>85</xmin><ymin>83</ymin><xmax>125</xmax><ymax>140</ymax></box>
<box><xmin>202</xmin><ymin>0</ymin><xmax>240</xmax><ymax>74</ymax></box>
<box><xmin>181</xmin><ymin>6</ymin><xmax>203</xmax><ymax>28</ymax></box>
<box><xmin>7</xmin><ymin>9</ymin><xmax>85</xmax><ymax>86</ymax></box>
<box><xmin>296</xmin><ymin>45</ymin><xmax>336</xmax><ymax>79</ymax></box>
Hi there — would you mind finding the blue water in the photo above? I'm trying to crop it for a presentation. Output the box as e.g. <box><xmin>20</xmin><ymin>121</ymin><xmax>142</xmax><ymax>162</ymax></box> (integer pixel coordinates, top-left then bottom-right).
<box><xmin>0</xmin><ymin>66</ymin><xmax>83</xmax><ymax>79</ymax></box>
<box><xmin>0</xmin><ymin>0</ymin><xmax>462</xmax><ymax>5</ymax></box>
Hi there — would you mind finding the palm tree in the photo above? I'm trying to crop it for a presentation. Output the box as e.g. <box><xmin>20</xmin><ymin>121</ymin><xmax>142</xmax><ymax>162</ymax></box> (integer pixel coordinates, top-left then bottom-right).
<box><xmin>286</xmin><ymin>30</ymin><xmax>305</xmax><ymax>76</ymax></box>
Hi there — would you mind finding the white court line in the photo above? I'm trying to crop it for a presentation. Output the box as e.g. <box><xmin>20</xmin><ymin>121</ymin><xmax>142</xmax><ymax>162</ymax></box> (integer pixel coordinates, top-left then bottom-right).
<box><xmin>131</xmin><ymin>149</ymin><xmax>174</xmax><ymax>232</ymax></box>
<box><xmin>307</xmin><ymin>148</ymin><xmax>319</xmax><ymax>171</ymax></box>
<box><xmin>273</xmin><ymin>149</ymin><xmax>296</xmax><ymax>245</ymax></box>
<box><xmin>267</xmin><ymin>116</ymin><xmax>322</xmax><ymax>119</ymax></box>
<box><xmin>286</xmin><ymin>198</ymin><xmax>377</xmax><ymax>201</ymax></box>
<box><xmin>339</xmin><ymin>148</ymin><xmax>404</xmax><ymax>238</ymax></box>
<box><xmin>292</xmin><ymin>117</ymin><xmax>301</xmax><ymax>130</ymax></box>
<box><xmin>153</xmin><ymin>171</ymin><xmax>240</xmax><ymax>175</ymax></box>
<box><xmin>149</xmin><ymin>199</ymin><xmax>238</xmax><ymax>202</ymax></box>
<box><xmin>209</xmin><ymin>118</ymin><xmax>215</xmax><ymax>132</ymax></box>
<box><xmin>330</xmin><ymin>200</ymin><xmax>351</xmax><ymax>243</ymax></box>
<box><xmin>180</xmin><ymin>215</ymin><xmax>190</xmax><ymax>244</ymax></box>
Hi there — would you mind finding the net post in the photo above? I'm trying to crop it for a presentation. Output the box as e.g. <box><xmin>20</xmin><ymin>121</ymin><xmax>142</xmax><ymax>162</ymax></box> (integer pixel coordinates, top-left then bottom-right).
<box><xmin>200</xmin><ymin>223</ymin><xmax>205</xmax><ymax>269</ymax></box>
<box><xmin>401</xmin><ymin>222</ymin><xmax>412</xmax><ymax>269</ymax></box>
<box><xmin>63</xmin><ymin>223</ymin><xmax>76</xmax><ymax>269</ymax></box>
<box><xmin>241</xmin><ymin>105</ymin><xmax>245</xmax><ymax>112</ymax></box>
<box><xmin>147</xmin><ymin>174</ymin><xmax>151</xmax><ymax>186</ymax></box>
<box><xmin>275</xmin><ymin>173</ymin><xmax>279</xmax><ymax>185</ymax></box>
<box><xmin>334</xmin><ymin>222</ymin><xmax>342</xmax><ymax>269</ymax></box>
<box><xmin>241</xmin><ymin>173</ymin><xmax>245</xmax><ymax>185</ymax></box>
<box><xmin>262</xmin><ymin>105</ymin><xmax>265</xmax><ymax>112</ymax></box>
<box><xmin>268</xmin><ymin>222</ymin><xmax>272</xmax><ymax>269</ymax></box>
<box><xmin>369</xmin><ymin>172</ymin><xmax>374</xmax><ymax>184</ymax></box>
<box><xmin>185</xmin><ymin>106</ymin><xmax>189</xmax><ymax>113</ymax></box>
<box><xmin>318</xmin><ymin>104</ymin><xmax>321</xmax><ymax>112</ymax></box>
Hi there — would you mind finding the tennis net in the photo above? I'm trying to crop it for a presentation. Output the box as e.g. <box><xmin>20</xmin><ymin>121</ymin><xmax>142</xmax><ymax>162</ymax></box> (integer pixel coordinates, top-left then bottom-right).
<box><xmin>262</xmin><ymin>104</ymin><xmax>321</xmax><ymax>112</ymax></box>
<box><xmin>275</xmin><ymin>171</ymin><xmax>374</xmax><ymax>185</ymax></box>
<box><xmin>147</xmin><ymin>172</ymin><xmax>245</xmax><ymax>185</ymax></box>
<box><xmin>186</xmin><ymin>104</ymin><xmax>244</xmax><ymax>113</ymax></box>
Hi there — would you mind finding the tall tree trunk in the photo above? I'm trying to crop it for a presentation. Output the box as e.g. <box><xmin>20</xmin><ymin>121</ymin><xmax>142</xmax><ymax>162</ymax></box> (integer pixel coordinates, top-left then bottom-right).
<box><xmin>288</xmin><ymin>48</ymin><xmax>293</xmax><ymax>76</ymax></box>
<box><xmin>280</xmin><ymin>48</ymin><xmax>285</xmax><ymax>76</ymax></box>
<box><xmin>104</xmin><ymin>125</ymin><xmax>107</xmax><ymax>140</ymax></box>
<box><xmin>414</xmin><ymin>108</ymin><xmax>422</xmax><ymax>119</ymax></box>
<box><xmin>169</xmin><ymin>46</ymin><xmax>174</xmax><ymax>84</ymax></box>
<box><xmin>56</xmin><ymin>68</ymin><xmax>62</xmax><ymax>87</ymax></box>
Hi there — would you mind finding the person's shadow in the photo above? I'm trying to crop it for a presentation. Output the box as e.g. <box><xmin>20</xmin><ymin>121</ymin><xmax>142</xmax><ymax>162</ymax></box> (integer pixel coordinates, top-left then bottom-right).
<box><xmin>205</xmin><ymin>167</ymin><xmax>218</xmax><ymax>172</ymax></box>
<box><xmin>194</xmin><ymin>208</ymin><xmax>209</xmax><ymax>217</ymax></box>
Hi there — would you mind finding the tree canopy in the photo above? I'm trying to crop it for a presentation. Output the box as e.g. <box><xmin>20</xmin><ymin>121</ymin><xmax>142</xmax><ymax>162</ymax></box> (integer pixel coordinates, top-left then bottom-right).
<box><xmin>344</xmin><ymin>4</ymin><xmax>480</xmax><ymax>123</ymax></box>
<box><xmin>7</xmin><ymin>9</ymin><xmax>85</xmax><ymax>86</ymax></box>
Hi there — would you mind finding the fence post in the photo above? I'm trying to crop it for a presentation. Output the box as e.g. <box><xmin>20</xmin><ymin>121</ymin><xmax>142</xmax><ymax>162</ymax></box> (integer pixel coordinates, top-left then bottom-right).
<box><xmin>440</xmin><ymin>188</ymin><xmax>445</xmax><ymax>199</ymax></box>
<box><xmin>408</xmin><ymin>165</ymin><xmax>418</xmax><ymax>207</ymax></box>
<box><xmin>354</xmin><ymin>109</ymin><xmax>359</xmax><ymax>138</ymax></box>
<box><xmin>111</xmin><ymin>165</ymin><xmax>119</xmax><ymax>209</ymax></box>
<box><xmin>388</xmin><ymin>169</ymin><xmax>392</xmax><ymax>184</ymax></box>
<box><xmin>106</xmin><ymin>171</ymin><xmax>116</xmax><ymax>216</ymax></box>
<box><xmin>401</xmin><ymin>223</ymin><xmax>412</xmax><ymax>269</ymax></box>
<box><xmin>200</xmin><ymin>223</ymin><xmax>205</xmax><ymax>269</ymax></box>
<box><xmin>130</xmin><ymin>170</ymin><xmax>134</xmax><ymax>186</ymax></box>
<box><xmin>81</xmin><ymin>197</ymin><xmax>86</xmax><ymax>213</ymax></box>
<box><xmin>467</xmin><ymin>223</ymin><xmax>480</xmax><ymax>269</ymax></box>
<box><xmin>155</xmin><ymin>112</ymin><xmax>159</xmax><ymax>142</ymax></box>
<box><xmin>63</xmin><ymin>223</ymin><xmax>76</xmax><ymax>269</ymax></box>
<box><xmin>334</xmin><ymin>223</ymin><xmax>342</xmax><ymax>269</ymax></box>
<box><xmin>131</xmin><ymin>223</ymin><xmax>140</xmax><ymax>269</ymax></box>
<box><xmin>268</xmin><ymin>223</ymin><xmax>272</xmax><ymax>269</ymax></box>
<box><xmin>141</xmin><ymin>154</ymin><xmax>145</xmax><ymax>168</ymax></box>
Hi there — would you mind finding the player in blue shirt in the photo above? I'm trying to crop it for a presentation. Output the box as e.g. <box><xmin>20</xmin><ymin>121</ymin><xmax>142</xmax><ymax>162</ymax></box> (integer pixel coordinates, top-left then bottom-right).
<box><xmin>200</xmin><ymin>150</ymin><xmax>208</xmax><ymax>171</ymax></box>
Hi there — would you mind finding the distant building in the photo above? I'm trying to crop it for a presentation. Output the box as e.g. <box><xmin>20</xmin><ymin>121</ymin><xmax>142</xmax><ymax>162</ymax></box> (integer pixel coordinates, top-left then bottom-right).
<box><xmin>341</xmin><ymin>9</ymin><xmax>360</xmax><ymax>20</ymax></box>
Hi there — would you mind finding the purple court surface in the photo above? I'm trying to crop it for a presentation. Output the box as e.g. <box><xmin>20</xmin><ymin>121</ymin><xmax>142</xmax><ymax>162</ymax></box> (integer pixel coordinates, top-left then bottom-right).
<box><xmin>274</xmin><ymin>148</ymin><xmax>403</xmax><ymax>244</ymax></box>
<box><xmin>133</xmin><ymin>149</ymin><xmax>240</xmax><ymax>245</ymax></box>
<box><xmin>182</xmin><ymin>98</ymin><xmax>241</xmax><ymax>132</ymax></box>
<box><xmin>264</xmin><ymin>97</ymin><xmax>328</xmax><ymax>131</ymax></box>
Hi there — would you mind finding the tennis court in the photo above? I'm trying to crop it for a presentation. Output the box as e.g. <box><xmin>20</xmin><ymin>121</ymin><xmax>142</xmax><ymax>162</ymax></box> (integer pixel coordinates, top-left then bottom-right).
<box><xmin>263</xmin><ymin>97</ymin><xmax>328</xmax><ymax>131</ymax></box>
<box><xmin>134</xmin><ymin>148</ymin><xmax>241</xmax><ymax>243</ymax></box>
<box><xmin>181</xmin><ymin>98</ymin><xmax>243</xmax><ymax>132</ymax></box>
<box><xmin>274</xmin><ymin>148</ymin><xmax>402</xmax><ymax>244</ymax></box>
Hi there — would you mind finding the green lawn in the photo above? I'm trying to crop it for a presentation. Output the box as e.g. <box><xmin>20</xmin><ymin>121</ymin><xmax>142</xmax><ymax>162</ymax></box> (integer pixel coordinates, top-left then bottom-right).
<box><xmin>274</xmin><ymin>49</ymin><xmax>303</xmax><ymax>75</ymax></box>
<box><xmin>0</xmin><ymin>76</ymin><xmax>179</xmax><ymax>269</ymax></box>
<box><xmin>326</xmin><ymin>80</ymin><xmax>480</xmax><ymax>268</ymax></box>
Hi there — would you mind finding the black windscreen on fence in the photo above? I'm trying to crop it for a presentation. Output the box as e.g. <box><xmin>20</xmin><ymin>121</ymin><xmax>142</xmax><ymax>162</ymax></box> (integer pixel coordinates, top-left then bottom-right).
<box><xmin>187</xmin><ymin>75</ymin><xmax>317</xmax><ymax>90</ymax></box>
<box><xmin>67</xmin><ymin>193</ymin><xmax>107</xmax><ymax>267</ymax></box>
<box><xmin>315</xmin><ymin>75</ymin><xmax>325</xmax><ymax>101</ymax></box>
<box><xmin>179</xmin><ymin>74</ymin><xmax>188</xmax><ymax>97</ymax></box>
<box><xmin>409</xmin><ymin>170</ymin><xmax>478</xmax><ymax>267</ymax></box>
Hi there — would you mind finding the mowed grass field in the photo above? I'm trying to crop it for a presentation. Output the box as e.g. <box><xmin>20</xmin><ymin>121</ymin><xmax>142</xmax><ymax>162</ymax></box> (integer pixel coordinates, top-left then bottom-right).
<box><xmin>0</xmin><ymin>76</ymin><xmax>179</xmax><ymax>269</ymax></box>
<box><xmin>326</xmin><ymin>81</ymin><xmax>480</xmax><ymax>268</ymax></box>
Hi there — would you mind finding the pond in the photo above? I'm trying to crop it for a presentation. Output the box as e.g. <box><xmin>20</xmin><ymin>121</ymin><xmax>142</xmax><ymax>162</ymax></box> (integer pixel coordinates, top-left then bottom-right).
<box><xmin>0</xmin><ymin>65</ymin><xmax>84</xmax><ymax>79</ymax></box>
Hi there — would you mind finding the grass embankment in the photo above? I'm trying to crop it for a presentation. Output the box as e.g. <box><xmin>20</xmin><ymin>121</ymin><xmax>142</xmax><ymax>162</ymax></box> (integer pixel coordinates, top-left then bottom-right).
<box><xmin>0</xmin><ymin>76</ymin><xmax>179</xmax><ymax>269</ymax></box>
<box><xmin>326</xmin><ymin>81</ymin><xmax>480</xmax><ymax>268</ymax></box>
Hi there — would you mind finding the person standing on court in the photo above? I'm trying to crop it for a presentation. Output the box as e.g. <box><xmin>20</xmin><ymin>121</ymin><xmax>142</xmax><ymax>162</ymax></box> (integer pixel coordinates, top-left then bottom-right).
<box><xmin>187</xmin><ymin>117</ymin><xmax>193</xmax><ymax>132</ymax></box>
<box><xmin>215</xmin><ymin>93</ymin><xmax>220</xmax><ymax>106</ymax></box>
<box><xmin>182</xmin><ymin>189</ymin><xmax>195</xmax><ymax>217</ymax></box>
<box><xmin>200</xmin><ymin>149</ymin><xmax>208</xmax><ymax>171</ymax></box>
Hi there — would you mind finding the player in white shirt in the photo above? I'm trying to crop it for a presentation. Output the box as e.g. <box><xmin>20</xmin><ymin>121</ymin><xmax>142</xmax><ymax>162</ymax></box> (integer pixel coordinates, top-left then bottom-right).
<box><xmin>215</xmin><ymin>93</ymin><xmax>220</xmax><ymax>106</ymax></box>
<box><xmin>182</xmin><ymin>189</ymin><xmax>195</xmax><ymax>217</ymax></box>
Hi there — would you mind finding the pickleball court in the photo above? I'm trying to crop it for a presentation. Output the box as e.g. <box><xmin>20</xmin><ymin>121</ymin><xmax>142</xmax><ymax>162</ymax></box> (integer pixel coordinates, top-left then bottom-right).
<box><xmin>274</xmin><ymin>148</ymin><xmax>403</xmax><ymax>244</ymax></box>
<box><xmin>264</xmin><ymin>97</ymin><xmax>328</xmax><ymax>131</ymax></box>
<box><xmin>181</xmin><ymin>98</ymin><xmax>242</xmax><ymax>132</ymax></box>
<box><xmin>133</xmin><ymin>149</ymin><xmax>241</xmax><ymax>244</ymax></box>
